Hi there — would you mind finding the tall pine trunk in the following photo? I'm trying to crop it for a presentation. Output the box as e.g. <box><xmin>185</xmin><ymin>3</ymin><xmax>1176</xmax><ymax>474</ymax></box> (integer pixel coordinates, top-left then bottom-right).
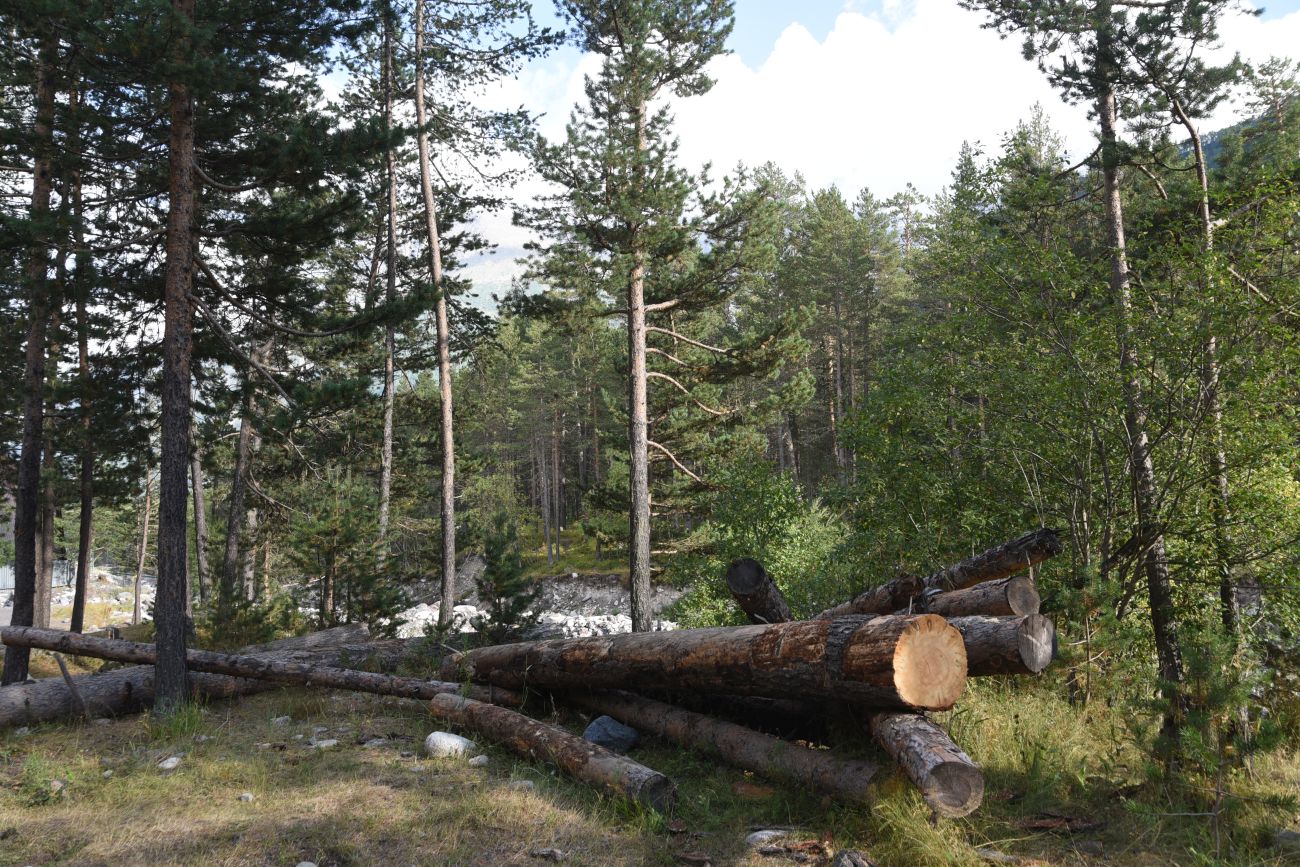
<box><xmin>2</xmin><ymin>33</ymin><xmax>56</xmax><ymax>685</ymax></box>
<box><xmin>155</xmin><ymin>0</ymin><xmax>198</xmax><ymax>713</ymax></box>
<box><xmin>1096</xmin><ymin>52</ymin><xmax>1185</xmax><ymax>746</ymax></box>
<box><xmin>627</xmin><ymin>101</ymin><xmax>652</xmax><ymax>634</ymax></box>
<box><xmin>376</xmin><ymin>13</ymin><xmax>398</xmax><ymax>554</ymax></box>
<box><xmin>413</xmin><ymin>0</ymin><xmax>458</xmax><ymax>627</ymax></box>
<box><xmin>221</xmin><ymin>382</ymin><xmax>258</xmax><ymax>612</ymax></box>
<box><xmin>72</xmin><ymin>104</ymin><xmax>93</xmax><ymax>634</ymax></box>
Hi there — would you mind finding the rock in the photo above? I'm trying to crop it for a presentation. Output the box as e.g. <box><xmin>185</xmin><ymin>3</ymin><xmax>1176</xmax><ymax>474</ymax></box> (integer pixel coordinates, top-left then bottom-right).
<box><xmin>102</xmin><ymin>770</ymin><xmax>113</xmax><ymax>779</ymax></box>
<box><xmin>312</xmin><ymin>725</ymin><xmax>328</xmax><ymax>734</ymax></box>
<box><xmin>49</xmin><ymin>779</ymin><xmax>67</xmax><ymax>796</ymax></box>
<box><xmin>529</xmin><ymin>848</ymin><xmax>566</xmax><ymax>862</ymax></box>
<box><xmin>400</xmin><ymin>751</ymin><xmax>414</xmax><ymax>759</ymax></box>
<box><xmin>309</xmin><ymin>739</ymin><xmax>338</xmax><ymax>749</ymax></box>
<box><xmin>974</xmin><ymin>849</ymin><xmax>1020</xmax><ymax>864</ymax></box>
<box><xmin>194</xmin><ymin>734</ymin><xmax>212</xmax><ymax>743</ymax></box>
<box><xmin>468</xmin><ymin>754</ymin><xmax>490</xmax><ymax>768</ymax></box>
<box><xmin>745</xmin><ymin>830</ymin><xmax>788</xmax><ymax>848</ymax></box>
<box><xmin>1075</xmin><ymin>840</ymin><xmax>1103</xmax><ymax>856</ymax></box>
<box><xmin>238</xmin><ymin>792</ymin><xmax>255</xmax><ymax>803</ymax></box>
<box><xmin>13</xmin><ymin>726</ymin><xmax>29</xmax><ymax>737</ymax></box>
<box><xmin>1275</xmin><ymin>830</ymin><xmax>1300</xmax><ymax>852</ymax></box>
<box><xmin>582</xmin><ymin>715</ymin><xmax>639</xmax><ymax>754</ymax></box>
<box><xmin>93</xmin><ymin>718</ymin><xmax>112</xmax><ymax>726</ymax></box>
<box><xmin>295</xmin><ymin>862</ymin><xmax>318</xmax><ymax>867</ymax></box>
<box><xmin>508</xmin><ymin>780</ymin><xmax>537</xmax><ymax>793</ymax></box>
<box><xmin>424</xmin><ymin>731</ymin><xmax>475</xmax><ymax>758</ymax></box>
<box><xmin>157</xmin><ymin>756</ymin><xmax>183</xmax><ymax>771</ymax></box>
<box><xmin>271</xmin><ymin>716</ymin><xmax>290</xmax><ymax>725</ymax></box>
<box><xmin>362</xmin><ymin>738</ymin><xmax>388</xmax><ymax>748</ymax></box>
<box><xmin>830</xmin><ymin>852</ymin><xmax>876</xmax><ymax>867</ymax></box>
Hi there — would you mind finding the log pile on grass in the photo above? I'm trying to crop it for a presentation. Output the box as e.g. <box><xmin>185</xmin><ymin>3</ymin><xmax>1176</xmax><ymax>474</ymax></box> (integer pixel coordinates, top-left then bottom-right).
<box><xmin>1</xmin><ymin>528</ymin><xmax>1061</xmax><ymax>821</ymax></box>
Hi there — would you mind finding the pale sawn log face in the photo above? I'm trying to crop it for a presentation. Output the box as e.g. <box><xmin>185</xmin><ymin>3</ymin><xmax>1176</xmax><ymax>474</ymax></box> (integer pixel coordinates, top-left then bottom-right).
<box><xmin>442</xmin><ymin>615</ymin><xmax>967</xmax><ymax>711</ymax></box>
<box><xmin>868</xmin><ymin>711</ymin><xmax>984</xmax><ymax>818</ymax></box>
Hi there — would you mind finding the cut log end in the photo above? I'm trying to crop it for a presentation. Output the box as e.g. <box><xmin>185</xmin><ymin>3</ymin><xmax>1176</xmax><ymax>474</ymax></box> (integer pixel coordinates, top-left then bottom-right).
<box><xmin>926</xmin><ymin>759</ymin><xmax>985</xmax><ymax>817</ymax></box>
<box><xmin>725</xmin><ymin>558</ymin><xmax>767</xmax><ymax>595</ymax></box>
<box><xmin>892</xmin><ymin>614</ymin><xmax>966</xmax><ymax>711</ymax></box>
<box><xmin>1019</xmin><ymin>614</ymin><xmax>1055</xmax><ymax>674</ymax></box>
<box><xmin>1005</xmin><ymin>576</ymin><xmax>1041</xmax><ymax>616</ymax></box>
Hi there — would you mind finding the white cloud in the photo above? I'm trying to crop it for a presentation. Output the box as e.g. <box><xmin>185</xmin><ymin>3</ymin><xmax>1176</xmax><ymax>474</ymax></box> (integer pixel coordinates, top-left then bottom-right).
<box><xmin>456</xmin><ymin>0</ymin><xmax>1300</xmax><ymax>300</ymax></box>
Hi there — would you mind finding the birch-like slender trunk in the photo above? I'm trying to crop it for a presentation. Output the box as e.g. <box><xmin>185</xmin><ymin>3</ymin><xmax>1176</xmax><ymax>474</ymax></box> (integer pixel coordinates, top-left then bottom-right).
<box><xmin>376</xmin><ymin>13</ymin><xmax>398</xmax><ymax>553</ymax></box>
<box><xmin>627</xmin><ymin>101</ymin><xmax>653</xmax><ymax>632</ymax></box>
<box><xmin>1096</xmin><ymin>36</ymin><xmax>1184</xmax><ymax>745</ymax></box>
<box><xmin>413</xmin><ymin>0</ymin><xmax>458</xmax><ymax>625</ymax></box>
<box><xmin>190</xmin><ymin>424</ymin><xmax>211</xmax><ymax>604</ymax></box>
<box><xmin>72</xmin><ymin>96</ymin><xmax>94</xmax><ymax>633</ymax></box>
<box><xmin>133</xmin><ymin>472</ymin><xmax>154</xmax><ymax>626</ymax></box>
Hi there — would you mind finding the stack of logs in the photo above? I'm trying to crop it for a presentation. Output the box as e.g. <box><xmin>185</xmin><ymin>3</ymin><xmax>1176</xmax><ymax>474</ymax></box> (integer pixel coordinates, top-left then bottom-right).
<box><xmin>0</xmin><ymin>528</ymin><xmax>1060</xmax><ymax>820</ymax></box>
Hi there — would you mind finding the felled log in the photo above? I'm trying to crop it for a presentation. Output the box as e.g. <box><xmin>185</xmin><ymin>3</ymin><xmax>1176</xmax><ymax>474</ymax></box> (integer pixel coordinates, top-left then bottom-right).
<box><xmin>0</xmin><ymin>627</ymin><xmax>522</xmax><ymax>708</ymax></box>
<box><xmin>947</xmin><ymin>615</ymin><xmax>1055</xmax><ymax>676</ymax></box>
<box><xmin>442</xmin><ymin>615</ymin><xmax>967</xmax><ymax>711</ymax></box>
<box><xmin>428</xmin><ymin>692</ymin><xmax>675</xmax><ymax>813</ymax></box>
<box><xmin>913</xmin><ymin>576</ymin><xmax>1040</xmax><ymax>618</ymax></box>
<box><xmin>645</xmin><ymin>691</ymin><xmax>828</xmax><ymax>742</ymax></box>
<box><xmin>0</xmin><ymin>625</ymin><xmax>389</xmax><ymax>729</ymax></box>
<box><xmin>815</xmin><ymin>528</ymin><xmax>1061</xmax><ymax>619</ymax></box>
<box><xmin>562</xmin><ymin>689</ymin><xmax>879</xmax><ymax>803</ymax></box>
<box><xmin>867</xmin><ymin>712</ymin><xmax>984</xmax><ymax>818</ymax></box>
<box><xmin>726</xmin><ymin>558</ymin><xmax>793</xmax><ymax>624</ymax></box>
<box><xmin>720</xmin><ymin>559</ymin><xmax>984</xmax><ymax>815</ymax></box>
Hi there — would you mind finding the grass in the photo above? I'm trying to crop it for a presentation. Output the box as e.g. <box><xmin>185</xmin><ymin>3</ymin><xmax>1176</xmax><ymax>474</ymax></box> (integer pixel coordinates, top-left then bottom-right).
<box><xmin>2</xmin><ymin>673</ymin><xmax>1297</xmax><ymax>866</ymax></box>
<box><xmin>518</xmin><ymin>525</ymin><xmax>628</xmax><ymax>581</ymax></box>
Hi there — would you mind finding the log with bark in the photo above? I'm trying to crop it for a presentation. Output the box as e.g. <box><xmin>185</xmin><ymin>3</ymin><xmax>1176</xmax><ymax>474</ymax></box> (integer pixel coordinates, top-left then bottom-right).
<box><xmin>428</xmin><ymin>692</ymin><xmax>675</xmax><ymax>813</ymax></box>
<box><xmin>0</xmin><ymin>627</ymin><xmax>522</xmax><ymax>716</ymax></box>
<box><xmin>0</xmin><ymin>624</ymin><xmax>380</xmax><ymax>729</ymax></box>
<box><xmin>726</xmin><ymin>558</ymin><xmax>793</xmax><ymax>624</ymax></box>
<box><xmin>644</xmin><ymin>691</ymin><xmax>828</xmax><ymax>742</ymax></box>
<box><xmin>722</xmin><ymin>558</ymin><xmax>985</xmax><ymax>816</ymax></box>
<box><xmin>815</xmin><ymin>528</ymin><xmax>1061</xmax><ymax>619</ymax></box>
<box><xmin>912</xmin><ymin>576</ymin><xmax>1040</xmax><ymax>618</ymax></box>
<box><xmin>441</xmin><ymin>615</ymin><xmax>967</xmax><ymax>711</ymax></box>
<box><xmin>948</xmin><ymin>615</ymin><xmax>1055</xmax><ymax>676</ymax></box>
<box><xmin>561</xmin><ymin>688</ymin><xmax>878</xmax><ymax>803</ymax></box>
<box><xmin>867</xmin><ymin>712</ymin><xmax>983</xmax><ymax>818</ymax></box>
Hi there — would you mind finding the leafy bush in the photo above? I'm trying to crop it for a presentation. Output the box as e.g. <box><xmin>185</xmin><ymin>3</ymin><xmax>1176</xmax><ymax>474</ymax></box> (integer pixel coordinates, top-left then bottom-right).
<box><xmin>473</xmin><ymin>511</ymin><xmax>540</xmax><ymax>642</ymax></box>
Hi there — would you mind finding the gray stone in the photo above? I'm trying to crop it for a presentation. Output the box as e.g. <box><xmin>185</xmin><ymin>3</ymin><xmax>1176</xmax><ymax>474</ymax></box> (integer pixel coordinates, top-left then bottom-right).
<box><xmin>582</xmin><ymin>715</ymin><xmax>639</xmax><ymax>753</ymax></box>
<box><xmin>746</xmin><ymin>830</ymin><xmax>788</xmax><ymax>848</ymax></box>
<box><xmin>271</xmin><ymin>716</ymin><xmax>290</xmax><ymax>725</ymax></box>
<box><xmin>468</xmin><ymin>754</ymin><xmax>490</xmax><ymax>768</ymax></box>
<box><xmin>157</xmin><ymin>756</ymin><xmax>182</xmax><ymax>771</ymax></box>
<box><xmin>102</xmin><ymin>770</ymin><xmax>113</xmax><ymax>779</ymax></box>
<box><xmin>975</xmin><ymin>849</ymin><xmax>1020</xmax><ymax>864</ymax></box>
<box><xmin>424</xmin><ymin>731</ymin><xmax>475</xmax><ymax>758</ymax></box>
<box><xmin>238</xmin><ymin>792</ymin><xmax>255</xmax><ymax>803</ymax></box>
<box><xmin>93</xmin><ymin>718</ymin><xmax>111</xmax><ymax>726</ymax></box>
<box><xmin>1275</xmin><ymin>830</ymin><xmax>1300</xmax><ymax>852</ymax></box>
<box><xmin>362</xmin><ymin>738</ymin><xmax>388</xmax><ymax>748</ymax></box>
<box><xmin>309</xmin><ymin>738</ymin><xmax>338</xmax><ymax>749</ymax></box>
<box><xmin>529</xmin><ymin>848</ymin><xmax>566</xmax><ymax>861</ymax></box>
<box><xmin>1075</xmin><ymin>840</ymin><xmax>1103</xmax><ymax>857</ymax></box>
<box><xmin>508</xmin><ymin>780</ymin><xmax>537</xmax><ymax>792</ymax></box>
<box><xmin>830</xmin><ymin>852</ymin><xmax>876</xmax><ymax>867</ymax></box>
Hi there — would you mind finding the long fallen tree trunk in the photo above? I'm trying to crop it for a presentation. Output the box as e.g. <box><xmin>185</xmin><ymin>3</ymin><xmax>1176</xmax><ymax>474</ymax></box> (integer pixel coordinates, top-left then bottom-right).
<box><xmin>948</xmin><ymin>615</ymin><xmax>1056</xmax><ymax>676</ymax></box>
<box><xmin>722</xmin><ymin>559</ymin><xmax>983</xmax><ymax>817</ymax></box>
<box><xmin>867</xmin><ymin>712</ymin><xmax>984</xmax><ymax>818</ymax></box>
<box><xmin>0</xmin><ymin>624</ymin><xmax>385</xmax><ymax>729</ymax></box>
<box><xmin>428</xmin><ymin>692</ymin><xmax>675</xmax><ymax>813</ymax></box>
<box><xmin>442</xmin><ymin>614</ymin><xmax>968</xmax><ymax>711</ymax></box>
<box><xmin>561</xmin><ymin>688</ymin><xmax>879</xmax><ymax>803</ymax></box>
<box><xmin>912</xmin><ymin>576</ymin><xmax>1040</xmax><ymax>618</ymax></box>
<box><xmin>1</xmin><ymin>627</ymin><xmax>522</xmax><ymax>708</ymax></box>
<box><xmin>816</xmin><ymin>528</ymin><xmax>1061</xmax><ymax>619</ymax></box>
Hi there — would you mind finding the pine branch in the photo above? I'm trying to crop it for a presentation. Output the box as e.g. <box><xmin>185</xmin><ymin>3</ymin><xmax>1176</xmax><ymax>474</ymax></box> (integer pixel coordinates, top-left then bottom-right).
<box><xmin>646</xmin><ymin>371</ymin><xmax>729</xmax><ymax>416</ymax></box>
<box><xmin>646</xmin><ymin>439</ymin><xmax>703</xmax><ymax>484</ymax></box>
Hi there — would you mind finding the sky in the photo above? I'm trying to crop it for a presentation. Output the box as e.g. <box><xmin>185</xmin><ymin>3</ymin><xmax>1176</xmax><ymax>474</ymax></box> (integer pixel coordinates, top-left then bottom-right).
<box><xmin>456</xmin><ymin>0</ymin><xmax>1300</xmax><ymax>302</ymax></box>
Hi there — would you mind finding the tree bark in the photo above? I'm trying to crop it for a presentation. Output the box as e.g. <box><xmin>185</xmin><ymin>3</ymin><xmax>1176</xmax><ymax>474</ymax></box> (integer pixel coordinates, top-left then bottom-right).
<box><xmin>2</xmin><ymin>33</ymin><xmax>57</xmax><ymax>685</ymax></box>
<box><xmin>412</xmin><ymin>0</ymin><xmax>458</xmax><ymax>628</ymax></box>
<box><xmin>627</xmin><ymin>100</ymin><xmax>653</xmax><ymax>634</ymax></box>
<box><xmin>914</xmin><ymin>576</ymin><xmax>1040</xmax><ymax>618</ymax></box>
<box><xmin>815</xmin><ymin>528</ymin><xmax>1061</xmax><ymax>619</ymax></box>
<box><xmin>34</xmin><ymin>421</ymin><xmax>57</xmax><ymax>630</ymax></box>
<box><xmin>947</xmin><ymin>615</ymin><xmax>1055</xmax><ymax>677</ymax></box>
<box><xmin>428</xmin><ymin>691</ymin><xmax>674</xmax><ymax>812</ymax></box>
<box><xmin>154</xmin><ymin>0</ymin><xmax>199</xmax><ymax>714</ymax></box>
<box><xmin>563</xmin><ymin>689</ymin><xmax>879</xmax><ymax>804</ymax></box>
<box><xmin>189</xmin><ymin>425</ymin><xmax>210</xmax><ymax>605</ymax></box>
<box><xmin>725</xmin><ymin>558</ymin><xmax>793</xmax><ymax>624</ymax></box>
<box><xmin>443</xmin><ymin>615</ymin><xmax>967</xmax><ymax>711</ymax></box>
<box><xmin>1095</xmin><ymin>38</ymin><xmax>1184</xmax><ymax>744</ymax></box>
<box><xmin>0</xmin><ymin>624</ymin><xmax>372</xmax><ymax>728</ymax></box>
<box><xmin>1</xmin><ymin>627</ymin><xmax>523</xmax><ymax>710</ymax></box>
<box><xmin>221</xmin><ymin>360</ymin><xmax>264</xmax><ymax>614</ymax></box>
<box><xmin>133</xmin><ymin>472</ymin><xmax>154</xmax><ymax>626</ymax></box>
<box><xmin>867</xmin><ymin>712</ymin><xmax>984</xmax><ymax>818</ymax></box>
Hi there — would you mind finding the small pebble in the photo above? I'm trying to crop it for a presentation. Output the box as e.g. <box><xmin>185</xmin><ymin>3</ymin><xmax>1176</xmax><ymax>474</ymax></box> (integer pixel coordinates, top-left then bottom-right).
<box><xmin>424</xmin><ymin>731</ymin><xmax>475</xmax><ymax>758</ymax></box>
<box><xmin>94</xmin><ymin>718</ymin><xmax>112</xmax><ymax>726</ymax></box>
<box><xmin>102</xmin><ymin>770</ymin><xmax>113</xmax><ymax>779</ymax></box>
<box><xmin>296</xmin><ymin>862</ymin><xmax>318</xmax><ymax>867</ymax></box>
<box><xmin>238</xmin><ymin>792</ymin><xmax>255</xmax><ymax>803</ymax></box>
<box><xmin>157</xmin><ymin>756</ymin><xmax>182</xmax><ymax>771</ymax></box>
<box><xmin>49</xmin><ymin>779</ymin><xmax>67</xmax><ymax>796</ymax></box>
<box><xmin>363</xmin><ymin>738</ymin><xmax>388</xmax><ymax>748</ymax></box>
<box><xmin>13</xmin><ymin>727</ymin><xmax>29</xmax><ymax>737</ymax></box>
<box><xmin>400</xmin><ymin>751</ymin><xmax>414</xmax><ymax>759</ymax></box>
<box><xmin>310</xmin><ymin>739</ymin><xmax>338</xmax><ymax>749</ymax></box>
<box><xmin>468</xmin><ymin>754</ymin><xmax>489</xmax><ymax>768</ymax></box>
<box><xmin>529</xmin><ymin>848</ymin><xmax>566</xmax><ymax>861</ymax></box>
<box><xmin>194</xmin><ymin>734</ymin><xmax>212</xmax><ymax>743</ymax></box>
<box><xmin>271</xmin><ymin>716</ymin><xmax>290</xmax><ymax>725</ymax></box>
<box><xmin>508</xmin><ymin>780</ymin><xmax>537</xmax><ymax>792</ymax></box>
<box><xmin>746</xmin><ymin>830</ymin><xmax>788</xmax><ymax>847</ymax></box>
